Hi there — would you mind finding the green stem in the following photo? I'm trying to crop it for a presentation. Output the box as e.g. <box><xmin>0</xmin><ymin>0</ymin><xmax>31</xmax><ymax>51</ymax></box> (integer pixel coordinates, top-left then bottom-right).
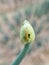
<box><xmin>11</xmin><ymin>42</ymin><xmax>31</xmax><ymax>65</ymax></box>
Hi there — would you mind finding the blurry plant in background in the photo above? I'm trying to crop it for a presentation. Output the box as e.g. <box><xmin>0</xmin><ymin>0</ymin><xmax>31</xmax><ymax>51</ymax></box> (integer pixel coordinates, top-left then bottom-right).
<box><xmin>2</xmin><ymin>13</ymin><xmax>9</xmax><ymax>25</ymax></box>
<box><xmin>25</xmin><ymin>6</ymin><xmax>32</xmax><ymax>19</ymax></box>
<box><xmin>33</xmin><ymin>0</ymin><xmax>49</xmax><ymax>17</ymax></box>
<box><xmin>12</xmin><ymin>12</ymin><xmax>21</xmax><ymax>26</ymax></box>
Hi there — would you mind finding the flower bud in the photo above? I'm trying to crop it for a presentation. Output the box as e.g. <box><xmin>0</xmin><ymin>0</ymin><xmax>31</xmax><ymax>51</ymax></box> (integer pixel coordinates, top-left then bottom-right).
<box><xmin>20</xmin><ymin>20</ymin><xmax>35</xmax><ymax>44</ymax></box>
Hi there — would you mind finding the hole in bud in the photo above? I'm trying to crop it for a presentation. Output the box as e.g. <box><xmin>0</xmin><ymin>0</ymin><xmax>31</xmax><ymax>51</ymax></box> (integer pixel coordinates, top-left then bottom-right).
<box><xmin>28</xmin><ymin>34</ymin><xmax>30</xmax><ymax>38</ymax></box>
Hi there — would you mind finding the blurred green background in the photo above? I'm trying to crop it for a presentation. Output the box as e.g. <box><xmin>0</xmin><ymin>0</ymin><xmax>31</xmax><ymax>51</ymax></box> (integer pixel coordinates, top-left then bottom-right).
<box><xmin>0</xmin><ymin>0</ymin><xmax>49</xmax><ymax>65</ymax></box>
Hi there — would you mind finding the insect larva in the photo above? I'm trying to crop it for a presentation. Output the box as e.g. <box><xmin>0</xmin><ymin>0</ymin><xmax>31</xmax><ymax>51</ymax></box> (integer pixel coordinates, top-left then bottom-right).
<box><xmin>25</xmin><ymin>31</ymin><xmax>28</xmax><ymax>41</ymax></box>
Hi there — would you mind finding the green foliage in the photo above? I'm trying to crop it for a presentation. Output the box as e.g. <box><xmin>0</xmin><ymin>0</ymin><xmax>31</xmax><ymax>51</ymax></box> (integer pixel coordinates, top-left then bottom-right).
<box><xmin>33</xmin><ymin>4</ymin><xmax>42</xmax><ymax>17</ymax></box>
<box><xmin>31</xmin><ymin>20</ymin><xmax>36</xmax><ymax>32</ymax></box>
<box><xmin>35</xmin><ymin>25</ymin><xmax>42</xmax><ymax>35</ymax></box>
<box><xmin>41</xmin><ymin>1</ymin><xmax>49</xmax><ymax>14</ymax></box>
<box><xmin>46</xmin><ymin>15</ymin><xmax>49</xmax><ymax>22</ymax></box>
<box><xmin>34</xmin><ymin>1</ymin><xmax>49</xmax><ymax>17</ymax></box>
<box><xmin>2</xmin><ymin>13</ymin><xmax>9</xmax><ymax>24</ymax></box>
<box><xmin>9</xmin><ymin>24</ymin><xmax>15</xmax><ymax>30</ymax></box>
<box><xmin>3</xmin><ymin>34</ymin><xmax>9</xmax><ymax>44</ymax></box>
<box><xmin>25</xmin><ymin>6</ymin><xmax>32</xmax><ymax>18</ymax></box>
<box><xmin>36</xmin><ymin>39</ymin><xmax>42</xmax><ymax>47</ymax></box>
<box><xmin>32</xmin><ymin>19</ymin><xmax>44</xmax><ymax>35</ymax></box>
<box><xmin>13</xmin><ymin>12</ymin><xmax>21</xmax><ymax>26</ymax></box>
<box><xmin>8</xmin><ymin>23</ymin><xmax>18</xmax><ymax>34</ymax></box>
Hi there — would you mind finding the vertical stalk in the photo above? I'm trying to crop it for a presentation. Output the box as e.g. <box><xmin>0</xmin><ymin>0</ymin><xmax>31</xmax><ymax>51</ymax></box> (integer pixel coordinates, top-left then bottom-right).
<box><xmin>11</xmin><ymin>43</ymin><xmax>31</xmax><ymax>65</ymax></box>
